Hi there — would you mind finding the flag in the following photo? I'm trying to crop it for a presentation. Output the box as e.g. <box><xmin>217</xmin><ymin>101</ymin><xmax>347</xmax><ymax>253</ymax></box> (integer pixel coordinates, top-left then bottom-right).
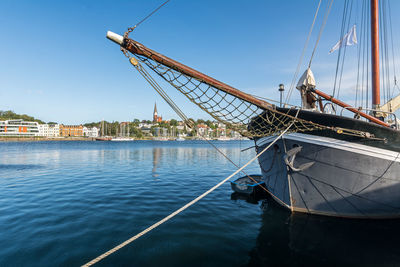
<box><xmin>329</xmin><ymin>24</ymin><xmax>357</xmax><ymax>54</ymax></box>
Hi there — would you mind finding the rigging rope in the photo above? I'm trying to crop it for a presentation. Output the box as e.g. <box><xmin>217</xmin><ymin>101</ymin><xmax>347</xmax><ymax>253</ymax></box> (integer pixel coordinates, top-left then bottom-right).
<box><xmin>121</xmin><ymin>0</ymin><xmax>170</xmax><ymax>57</ymax></box>
<box><xmin>128</xmin><ymin>57</ymin><xmax>301</xmax><ymax>193</ymax></box>
<box><xmin>336</xmin><ymin>0</ymin><xmax>353</xmax><ymax>101</ymax></box>
<box><xmin>120</xmin><ymin>39</ymin><xmax>382</xmax><ymax>140</ymax></box>
<box><xmin>308</xmin><ymin>0</ymin><xmax>334</xmax><ymax>68</ymax></box>
<box><xmin>333</xmin><ymin>0</ymin><xmax>350</xmax><ymax>99</ymax></box>
<box><xmin>81</xmin><ymin>123</ymin><xmax>293</xmax><ymax>267</ymax></box>
<box><xmin>366</xmin><ymin>0</ymin><xmax>370</xmax><ymax>109</ymax></box>
<box><xmin>388</xmin><ymin>0</ymin><xmax>399</xmax><ymax>95</ymax></box>
<box><xmin>355</xmin><ymin>0</ymin><xmax>366</xmax><ymax>108</ymax></box>
<box><xmin>284</xmin><ymin>0</ymin><xmax>322</xmax><ymax>105</ymax></box>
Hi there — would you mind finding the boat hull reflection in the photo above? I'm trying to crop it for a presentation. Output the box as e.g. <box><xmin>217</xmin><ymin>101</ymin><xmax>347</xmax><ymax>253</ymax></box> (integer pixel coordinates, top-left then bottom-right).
<box><xmin>246</xmin><ymin>194</ymin><xmax>400</xmax><ymax>266</ymax></box>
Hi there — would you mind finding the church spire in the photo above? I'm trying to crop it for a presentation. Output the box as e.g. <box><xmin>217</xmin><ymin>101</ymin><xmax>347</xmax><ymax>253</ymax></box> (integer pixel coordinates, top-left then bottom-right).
<box><xmin>153</xmin><ymin>102</ymin><xmax>161</xmax><ymax>123</ymax></box>
<box><xmin>153</xmin><ymin>102</ymin><xmax>158</xmax><ymax>116</ymax></box>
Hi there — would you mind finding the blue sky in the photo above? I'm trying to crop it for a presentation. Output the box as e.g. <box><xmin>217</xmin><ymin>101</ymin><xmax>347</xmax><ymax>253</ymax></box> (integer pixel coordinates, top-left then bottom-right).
<box><xmin>1</xmin><ymin>0</ymin><xmax>400</xmax><ymax>124</ymax></box>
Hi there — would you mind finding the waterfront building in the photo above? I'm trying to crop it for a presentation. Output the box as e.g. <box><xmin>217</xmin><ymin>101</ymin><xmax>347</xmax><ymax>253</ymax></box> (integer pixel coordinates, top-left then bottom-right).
<box><xmin>216</xmin><ymin>127</ymin><xmax>226</xmax><ymax>137</ymax></box>
<box><xmin>139</xmin><ymin>122</ymin><xmax>154</xmax><ymax>128</ymax></box>
<box><xmin>0</xmin><ymin>119</ymin><xmax>39</xmax><ymax>137</ymax></box>
<box><xmin>38</xmin><ymin>124</ymin><xmax>60</xmax><ymax>137</ymax></box>
<box><xmin>197</xmin><ymin>124</ymin><xmax>210</xmax><ymax>137</ymax></box>
<box><xmin>82</xmin><ymin>126</ymin><xmax>99</xmax><ymax>137</ymax></box>
<box><xmin>230</xmin><ymin>130</ymin><xmax>241</xmax><ymax>139</ymax></box>
<box><xmin>153</xmin><ymin>127</ymin><xmax>169</xmax><ymax>137</ymax></box>
<box><xmin>140</xmin><ymin>126</ymin><xmax>152</xmax><ymax>135</ymax></box>
<box><xmin>59</xmin><ymin>125</ymin><xmax>83</xmax><ymax>137</ymax></box>
<box><xmin>153</xmin><ymin>127</ymin><xmax>161</xmax><ymax>137</ymax></box>
<box><xmin>216</xmin><ymin>122</ymin><xmax>226</xmax><ymax>129</ymax></box>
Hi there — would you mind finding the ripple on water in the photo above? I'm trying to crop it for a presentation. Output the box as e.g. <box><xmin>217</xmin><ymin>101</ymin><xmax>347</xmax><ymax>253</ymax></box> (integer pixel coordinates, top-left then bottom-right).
<box><xmin>0</xmin><ymin>141</ymin><xmax>265</xmax><ymax>266</ymax></box>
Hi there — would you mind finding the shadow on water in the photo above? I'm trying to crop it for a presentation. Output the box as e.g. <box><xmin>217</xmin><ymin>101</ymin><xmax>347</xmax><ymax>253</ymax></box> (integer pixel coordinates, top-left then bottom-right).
<box><xmin>0</xmin><ymin>164</ymin><xmax>44</xmax><ymax>171</ymax></box>
<box><xmin>243</xmin><ymin>194</ymin><xmax>400</xmax><ymax>266</ymax></box>
<box><xmin>231</xmin><ymin>192</ymin><xmax>265</xmax><ymax>205</ymax></box>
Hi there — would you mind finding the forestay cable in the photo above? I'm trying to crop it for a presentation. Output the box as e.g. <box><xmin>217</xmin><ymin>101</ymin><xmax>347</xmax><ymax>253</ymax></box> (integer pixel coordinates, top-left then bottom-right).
<box><xmin>285</xmin><ymin>0</ymin><xmax>322</xmax><ymax>105</ymax></box>
<box><xmin>128</xmin><ymin>56</ymin><xmax>289</xmax><ymax>194</ymax></box>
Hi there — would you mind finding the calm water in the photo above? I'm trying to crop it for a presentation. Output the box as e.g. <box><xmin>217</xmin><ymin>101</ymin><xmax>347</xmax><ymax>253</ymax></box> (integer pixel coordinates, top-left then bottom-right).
<box><xmin>1</xmin><ymin>141</ymin><xmax>400</xmax><ymax>266</ymax></box>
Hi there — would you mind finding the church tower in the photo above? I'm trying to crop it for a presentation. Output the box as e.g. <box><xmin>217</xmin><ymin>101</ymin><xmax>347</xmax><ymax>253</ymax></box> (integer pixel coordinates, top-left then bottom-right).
<box><xmin>153</xmin><ymin>102</ymin><xmax>162</xmax><ymax>123</ymax></box>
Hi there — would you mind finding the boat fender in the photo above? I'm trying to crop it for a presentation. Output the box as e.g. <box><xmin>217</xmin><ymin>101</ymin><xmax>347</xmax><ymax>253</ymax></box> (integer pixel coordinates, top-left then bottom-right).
<box><xmin>284</xmin><ymin>146</ymin><xmax>315</xmax><ymax>172</ymax></box>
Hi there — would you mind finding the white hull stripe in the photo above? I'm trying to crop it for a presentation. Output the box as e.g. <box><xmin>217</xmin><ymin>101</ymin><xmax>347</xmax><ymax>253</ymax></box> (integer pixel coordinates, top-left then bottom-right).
<box><xmin>257</xmin><ymin>133</ymin><xmax>400</xmax><ymax>162</ymax></box>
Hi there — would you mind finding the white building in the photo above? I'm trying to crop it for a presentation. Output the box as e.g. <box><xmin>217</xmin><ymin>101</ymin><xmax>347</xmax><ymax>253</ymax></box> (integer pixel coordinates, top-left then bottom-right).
<box><xmin>38</xmin><ymin>124</ymin><xmax>60</xmax><ymax>137</ymax></box>
<box><xmin>139</xmin><ymin>123</ymin><xmax>154</xmax><ymax>128</ymax></box>
<box><xmin>83</xmin><ymin>126</ymin><xmax>99</xmax><ymax>137</ymax></box>
<box><xmin>216</xmin><ymin>122</ymin><xmax>226</xmax><ymax>129</ymax></box>
<box><xmin>0</xmin><ymin>119</ymin><xmax>39</xmax><ymax>137</ymax></box>
<box><xmin>176</xmin><ymin>125</ymin><xmax>185</xmax><ymax>131</ymax></box>
<box><xmin>197</xmin><ymin>125</ymin><xmax>210</xmax><ymax>137</ymax></box>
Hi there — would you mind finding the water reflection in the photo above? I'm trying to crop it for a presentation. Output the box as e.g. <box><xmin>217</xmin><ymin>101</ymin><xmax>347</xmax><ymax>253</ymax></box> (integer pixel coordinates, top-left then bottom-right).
<box><xmin>246</xmin><ymin>195</ymin><xmax>400</xmax><ymax>266</ymax></box>
<box><xmin>152</xmin><ymin>147</ymin><xmax>161</xmax><ymax>177</ymax></box>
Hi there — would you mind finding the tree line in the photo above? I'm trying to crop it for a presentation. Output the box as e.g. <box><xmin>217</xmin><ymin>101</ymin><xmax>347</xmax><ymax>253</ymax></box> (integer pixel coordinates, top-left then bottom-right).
<box><xmin>0</xmin><ymin>110</ymin><xmax>45</xmax><ymax>124</ymax></box>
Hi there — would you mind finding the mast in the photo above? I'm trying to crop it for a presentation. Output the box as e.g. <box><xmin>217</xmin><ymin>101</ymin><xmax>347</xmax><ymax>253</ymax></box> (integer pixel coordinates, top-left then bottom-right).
<box><xmin>371</xmin><ymin>0</ymin><xmax>380</xmax><ymax>110</ymax></box>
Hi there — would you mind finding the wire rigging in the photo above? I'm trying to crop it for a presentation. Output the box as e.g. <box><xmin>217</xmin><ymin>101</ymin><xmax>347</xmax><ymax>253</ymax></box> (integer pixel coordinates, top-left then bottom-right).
<box><xmin>128</xmin><ymin>0</ymin><xmax>169</xmax><ymax>33</ymax></box>
<box><xmin>355</xmin><ymin>0</ymin><xmax>366</xmax><ymax>107</ymax></box>
<box><xmin>121</xmin><ymin>0</ymin><xmax>170</xmax><ymax>57</ymax></box>
<box><xmin>308</xmin><ymin>0</ymin><xmax>334</xmax><ymax>68</ymax></box>
<box><xmin>388</xmin><ymin>0</ymin><xmax>399</xmax><ymax>95</ymax></box>
<box><xmin>332</xmin><ymin>0</ymin><xmax>350</xmax><ymax>99</ymax></box>
<box><xmin>336</xmin><ymin>0</ymin><xmax>354</xmax><ymax>101</ymax></box>
<box><xmin>284</xmin><ymin>0</ymin><xmax>322</xmax><ymax>106</ymax></box>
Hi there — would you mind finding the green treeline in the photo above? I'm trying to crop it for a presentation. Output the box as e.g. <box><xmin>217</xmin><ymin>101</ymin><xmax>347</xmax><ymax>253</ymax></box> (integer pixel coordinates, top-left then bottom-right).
<box><xmin>0</xmin><ymin>110</ymin><xmax>240</xmax><ymax>138</ymax></box>
<box><xmin>0</xmin><ymin>110</ymin><xmax>45</xmax><ymax>124</ymax></box>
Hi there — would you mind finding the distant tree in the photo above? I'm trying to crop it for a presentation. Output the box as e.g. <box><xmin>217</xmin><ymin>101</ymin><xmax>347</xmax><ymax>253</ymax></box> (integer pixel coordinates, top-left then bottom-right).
<box><xmin>150</xmin><ymin>125</ymin><xmax>157</xmax><ymax>136</ymax></box>
<box><xmin>197</xmin><ymin>119</ymin><xmax>205</xmax><ymax>124</ymax></box>
<box><xmin>205</xmin><ymin>120</ymin><xmax>216</xmax><ymax>129</ymax></box>
<box><xmin>159</xmin><ymin>121</ymin><xmax>169</xmax><ymax>128</ymax></box>
<box><xmin>170</xmin><ymin>119</ymin><xmax>178</xmax><ymax>126</ymax></box>
<box><xmin>132</xmin><ymin>119</ymin><xmax>140</xmax><ymax>126</ymax></box>
<box><xmin>83</xmin><ymin>122</ymin><xmax>101</xmax><ymax>128</ymax></box>
<box><xmin>189</xmin><ymin>129</ymin><xmax>196</xmax><ymax>136</ymax></box>
<box><xmin>0</xmin><ymin>110</ymin><xmax>45</xmax><ymax>124</ymax></box>
<box><xmin>132</xmin><ymin>127</ymin><xmax>143</xmax><ymax>138</ymax></box>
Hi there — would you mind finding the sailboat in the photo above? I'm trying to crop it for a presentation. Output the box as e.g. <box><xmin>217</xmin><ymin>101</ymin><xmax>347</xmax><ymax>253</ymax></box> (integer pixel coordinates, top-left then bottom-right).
<box><xmin>106</xmin><ymin>0</ymin><xmax>400</xmax><ymax>218</ymax></box>
<box><xmin>96</xmin><ymin>120</ymin><xmax>112</xmax><ymax>141</ymax></box>
<box><xmin>111</xmin><ymin>122</ymin><xmax>134</xmax><ymax>141</ymax></box>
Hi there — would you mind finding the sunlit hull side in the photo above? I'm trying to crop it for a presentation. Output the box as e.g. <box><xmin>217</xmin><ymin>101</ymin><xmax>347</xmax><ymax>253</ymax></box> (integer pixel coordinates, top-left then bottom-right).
<box><xmin>255</xmin><ymin>133</ymin><xmax>400</xmax><ymax>219</ymax></box>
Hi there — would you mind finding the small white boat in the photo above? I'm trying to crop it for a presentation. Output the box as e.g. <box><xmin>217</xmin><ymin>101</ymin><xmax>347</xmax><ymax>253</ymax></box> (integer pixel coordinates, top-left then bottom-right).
<box><xmin>110</xmin><ymin>137</ymin><xmax>134</xmax><ymax>141</ymax></box>
<box><xmin>230</xmin><ymin>175</ymin><xmax>265</xmax><ymax>195</ymax></box>
<box><xmin>153</xmin><ymin>137</ymin><xmax>168</xmax><ymax>141</ymax></box>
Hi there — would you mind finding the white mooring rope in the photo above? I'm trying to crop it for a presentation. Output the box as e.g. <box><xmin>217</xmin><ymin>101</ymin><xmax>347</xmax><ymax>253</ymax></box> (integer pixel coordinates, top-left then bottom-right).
<box><xmin>82</xmin><ymin>124</ymin><xmax>292</xmax><ymax>266</ymax></box>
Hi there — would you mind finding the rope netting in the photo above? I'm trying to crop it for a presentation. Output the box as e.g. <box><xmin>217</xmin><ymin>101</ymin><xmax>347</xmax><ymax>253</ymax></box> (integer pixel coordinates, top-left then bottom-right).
<box><xmin>120</xmin><ymin>38</ymin><xmax>377</xmax><ymax>140</ymax></box>
<box><xmin>131</xmin><ymin>53</ymin><xmax>333</xmax><ymax>138</ymax></box>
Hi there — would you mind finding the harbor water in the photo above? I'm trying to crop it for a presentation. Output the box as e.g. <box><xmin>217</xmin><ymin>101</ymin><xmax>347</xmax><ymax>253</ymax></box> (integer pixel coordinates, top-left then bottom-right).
<box><xmin>1</xmin><ymin>141</ymin><xmax>400</xmax><ymax>266</ymax></box>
